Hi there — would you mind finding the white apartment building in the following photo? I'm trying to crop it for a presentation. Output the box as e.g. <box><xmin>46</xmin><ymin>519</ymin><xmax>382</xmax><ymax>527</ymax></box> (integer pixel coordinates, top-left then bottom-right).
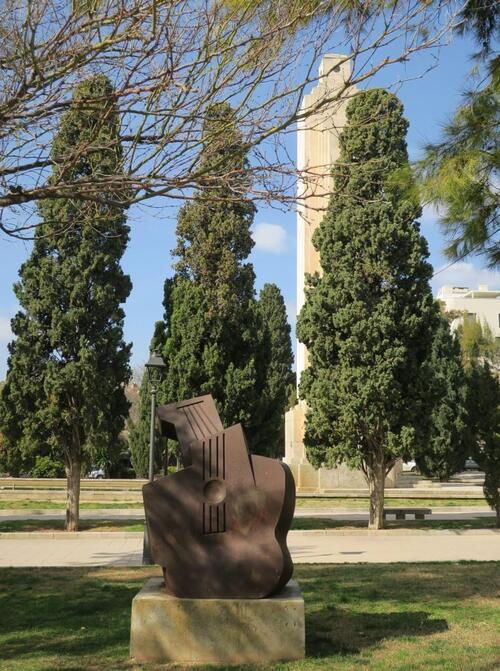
<box><xmin>437</xmin><ymin>285</ymin><xmax>500</xmax><ymax>339</ymax></box>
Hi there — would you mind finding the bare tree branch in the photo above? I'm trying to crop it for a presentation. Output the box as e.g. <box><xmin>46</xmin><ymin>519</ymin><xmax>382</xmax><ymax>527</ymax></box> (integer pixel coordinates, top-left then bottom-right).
<box><xmin>0</xmin><ymin>0</ymin><xmax>461</xmax><ymax>237</ymax></box>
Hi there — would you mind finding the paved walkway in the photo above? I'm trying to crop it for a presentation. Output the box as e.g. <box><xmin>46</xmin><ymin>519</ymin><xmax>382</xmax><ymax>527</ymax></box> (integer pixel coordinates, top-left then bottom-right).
<box><xmin>0</xmin><ymin>507</ymin><xmax>493</xmax><ymax>522</ymax></box>
<box><xmin>0</xmin><ymin>529</ymin><xmax>498</xmax><ymax>566</ymax></box>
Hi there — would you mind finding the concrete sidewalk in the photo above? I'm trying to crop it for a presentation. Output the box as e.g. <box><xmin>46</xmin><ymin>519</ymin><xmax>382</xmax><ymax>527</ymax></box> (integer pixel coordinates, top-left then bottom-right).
<box><xmin>0</xmin><ymin>506</ymin><xmax>494</xmax><ymax>522</ymax></box>
<box><xmin>0</xmin><ymin>529</ymin><xmax>498</xmax><ymax>566</ymax></box>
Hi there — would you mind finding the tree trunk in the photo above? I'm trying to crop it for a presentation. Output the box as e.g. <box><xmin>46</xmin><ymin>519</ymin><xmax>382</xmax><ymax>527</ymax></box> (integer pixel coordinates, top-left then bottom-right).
<box><xmin>367</xmin><ymin>459</ymin><xmax>385</xmax><ymax>530</ymax></box>
<box><xmin>65</xmin><ymin>459</ymin><xmax>81</xmax><ymax>532</ymax></box>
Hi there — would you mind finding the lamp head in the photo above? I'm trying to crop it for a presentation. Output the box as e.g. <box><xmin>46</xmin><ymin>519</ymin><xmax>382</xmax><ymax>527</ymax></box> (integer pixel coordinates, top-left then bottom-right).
<box><xmin>145</xmin><ymin>350</ymin><xmax>166</xmax><ymax>389</ymax></box>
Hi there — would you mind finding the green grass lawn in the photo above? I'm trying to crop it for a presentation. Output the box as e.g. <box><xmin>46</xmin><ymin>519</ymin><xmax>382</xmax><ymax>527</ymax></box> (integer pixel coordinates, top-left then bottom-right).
<box><xmin>0</xmin><ymin>496</ymin><xmax>487</xmax><ymax>511</ymax></box>
<box><xmin>0</xmin><ymin>516</ymin><xmax>497</xmax><ymax>533</ymax></box>
<box><xmin>0</xmin><ymin>563</ymin><xmax>498</xmax><ymax>670</ymax></box>
<box><xmin>0</xmin><ymin>500</ymin><xmax>145</xmax><ymax>510</ymax></box>
<box><xmin>295</xmin><ymin>497</ymin><xmax>487</xmax><ymax>508</ymax></box>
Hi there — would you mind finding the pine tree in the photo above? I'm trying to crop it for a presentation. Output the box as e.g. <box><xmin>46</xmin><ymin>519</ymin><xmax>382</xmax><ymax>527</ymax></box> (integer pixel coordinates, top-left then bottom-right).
<box><xmin>252</xmin><ymin>283</ymin><xmax>295</xmax><ymax>456</ymax></box>
<box><xmin>418</xmin><ymin>60</ymin><xmax>499</xmax><ymax>266</ymax></box>
<box><xmin>129</xmin><ymin>321</ymin><xmax>166</xmax><ymax>478</ymax></box>
<box><xmin>417</xmin><ymin>6</ymin><xmax>499</xmax><ymax>267</ymax></box>
<box><xmin>158</xmin><ymin>103</ymin><xmax>270</xmax><ymax>450</ymax></box>
<box><xmin>297</xmin><ymin>88</ymin><xmax>438</xmax><ymax>529</ymax></box>
<box><xmin>0</xmin><ymin>75</ymin><xmax>131</xmax><ymax>530</ymax></box>
<box><xmin>417</xmin><ymin>316</ymin><xmax>470</xmax><ymax>481</ymax></box>
<box><xmin>467</xmin><ymin>362</ymin><xmax>500</xmax><ymax>526</ymax></box>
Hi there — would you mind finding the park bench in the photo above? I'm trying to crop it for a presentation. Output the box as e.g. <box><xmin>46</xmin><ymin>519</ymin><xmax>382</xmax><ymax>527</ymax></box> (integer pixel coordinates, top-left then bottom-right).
<box><xmin>383</xmin><ymin>507</ymin><xmax>431</xmax><ymax>520</ymax></box>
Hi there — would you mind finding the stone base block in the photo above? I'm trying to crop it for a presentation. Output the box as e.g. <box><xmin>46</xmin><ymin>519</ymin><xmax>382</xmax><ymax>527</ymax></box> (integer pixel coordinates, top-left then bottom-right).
<box><xmin>130</xmin><ymin>577</ymin><xmax>305</xmax><ymax>665</ymax></box>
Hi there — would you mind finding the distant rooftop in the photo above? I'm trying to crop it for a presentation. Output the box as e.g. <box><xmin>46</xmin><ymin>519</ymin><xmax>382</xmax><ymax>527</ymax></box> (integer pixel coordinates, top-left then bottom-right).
<box><xmin>438</xmin><ymin>285</ymin><xmax>500</xmax><ymax>299</ymax></box>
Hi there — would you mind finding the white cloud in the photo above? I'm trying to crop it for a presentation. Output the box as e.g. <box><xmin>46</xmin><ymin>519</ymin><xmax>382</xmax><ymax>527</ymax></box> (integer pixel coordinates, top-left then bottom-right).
<box><xmin>252</xmin><ymin>222</ymin><xmax>288</xmax><ymax>254</ymax></box>
<box><xmin>0</xmin><ymin>317</ymin><xmax>12</xmax><ymax>342</ymax></box>
<box><xmin>431</xmin><ymin>262</ymin><xmax>500</xmax><ymax>295</ymax></box>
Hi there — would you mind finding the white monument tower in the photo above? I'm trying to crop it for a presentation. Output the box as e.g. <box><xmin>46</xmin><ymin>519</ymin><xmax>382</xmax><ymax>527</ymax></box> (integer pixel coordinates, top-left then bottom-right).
<box><xmin>284</xmin><ymin>55</ymin><xmax>400</xmax><ymax>492</ymax></box>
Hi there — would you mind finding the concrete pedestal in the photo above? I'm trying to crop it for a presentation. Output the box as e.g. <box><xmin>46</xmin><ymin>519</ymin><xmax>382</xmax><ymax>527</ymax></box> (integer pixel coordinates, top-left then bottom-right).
<box><xmin>130</xmin><ymin>577</ymin><xmax>305</xmax><ymax>665</ymax></box>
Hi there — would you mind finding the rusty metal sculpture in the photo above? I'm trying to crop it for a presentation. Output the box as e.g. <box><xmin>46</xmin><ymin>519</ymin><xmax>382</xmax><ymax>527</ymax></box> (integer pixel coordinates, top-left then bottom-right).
<box><xmin>142</xmin><ymin>395</ymin><xmax>295</xmax><ymax>599</ymax></box>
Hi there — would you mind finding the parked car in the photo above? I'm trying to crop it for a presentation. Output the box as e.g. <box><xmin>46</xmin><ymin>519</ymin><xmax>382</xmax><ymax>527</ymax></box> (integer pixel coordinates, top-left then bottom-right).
<box><xmin>402</xmin><ymin>460</ymin><xmax>419</xmax><ymax>473</ymax></box>
<box><xmin>464</xmin><ymin>458</ymin><xmax>480</xmax><ymax>471</ymax></box>
<box><xmin>88</xmin><ymin>468</ymin><xmax>105</xmax><ymax>479</ymax></box>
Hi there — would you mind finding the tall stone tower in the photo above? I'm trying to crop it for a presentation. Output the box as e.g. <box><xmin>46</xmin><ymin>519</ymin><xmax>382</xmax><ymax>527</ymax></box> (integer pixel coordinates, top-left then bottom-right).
<box><xmin>284</xmin><ymin>55</ymin><xmax>400</xmax><ymax>492</ymax></box>
<box><xmin>295</xmin><ymin>54</ymin><xmax>354</xmax><ymax>379</ymax></box>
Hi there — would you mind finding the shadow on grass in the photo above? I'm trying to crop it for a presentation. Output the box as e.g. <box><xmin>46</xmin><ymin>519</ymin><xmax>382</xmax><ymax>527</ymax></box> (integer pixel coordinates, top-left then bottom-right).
<box><xmin>0</xmin><ymin>519</ymin><xmax>143</xmax><ymax>533</ymax></box>
<box><xmin>307</xmin><ymin>607</ymin><xmax>448</xmax><ymax>656</ymax></box>
<box><xmin>0</xmin><ymin>567</ymin><xmax>154</xmax><ymax>667</ymax></box>
<box><xmin>0</xmin><ymin>563</ymin><xmax>498</xmax><ymax>670</ymax></box>
<box><xmin>292</xmin><ymin>517</ymin><xmax>497</xmax><ymax>531</ymax></box>
<box><xmin>300</xmin><ymin>564</ymin><xmax>452</xmax><ymax>659</ymax></box>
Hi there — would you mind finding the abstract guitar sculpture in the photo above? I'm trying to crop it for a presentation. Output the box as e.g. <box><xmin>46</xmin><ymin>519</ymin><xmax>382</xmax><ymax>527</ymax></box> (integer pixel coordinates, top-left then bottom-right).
<box><xmin>142</xmin><ymin>395</ymin><xmax>295</xmax><ymax>599</ymax></box>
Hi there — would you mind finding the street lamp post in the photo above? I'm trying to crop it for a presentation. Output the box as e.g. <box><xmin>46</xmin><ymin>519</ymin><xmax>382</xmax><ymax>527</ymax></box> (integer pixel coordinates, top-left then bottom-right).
<box><xmin>142</xmin><ymin>350</ymin><xmax>166</xmax><ymax>565</ymax></box>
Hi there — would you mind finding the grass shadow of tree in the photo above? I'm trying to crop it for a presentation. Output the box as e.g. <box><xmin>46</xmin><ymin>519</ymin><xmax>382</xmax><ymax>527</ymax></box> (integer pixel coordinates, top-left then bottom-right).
<box><xmin>1</xmin><ymin>563</ymin><xmax>497</xmax><ymax>670</ymax></box>
<box><xmin>307</xmin><ymin>606</ymin><xmax>448</xmax><ymax>657</ymax></box>
<box><xmin>0</xmin><ymin>567</ymin><xmax>153</xmax><ymax>666</ymax></box>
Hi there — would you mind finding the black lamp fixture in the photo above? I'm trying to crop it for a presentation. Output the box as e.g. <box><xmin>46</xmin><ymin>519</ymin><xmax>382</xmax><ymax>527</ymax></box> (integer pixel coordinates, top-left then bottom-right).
<box><xmin>145</xmin><ymin>350</ymin><xmax>166</xmax><ymax>392</ymax></box>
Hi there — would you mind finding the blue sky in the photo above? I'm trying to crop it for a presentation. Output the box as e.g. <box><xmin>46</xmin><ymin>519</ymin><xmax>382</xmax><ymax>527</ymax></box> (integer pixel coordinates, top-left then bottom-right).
<box><xmin>1</xmin><ymin>32</ymin><xmax>499</xmax><ymax>379</ymax></box>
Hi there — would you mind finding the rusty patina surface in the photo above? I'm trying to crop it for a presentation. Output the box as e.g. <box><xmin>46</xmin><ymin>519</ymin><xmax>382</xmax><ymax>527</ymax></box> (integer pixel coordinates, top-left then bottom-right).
<box><xmin>143</xmin><ymin>395</ymin><xmax>295</xmax><ymax>599</ymax></box>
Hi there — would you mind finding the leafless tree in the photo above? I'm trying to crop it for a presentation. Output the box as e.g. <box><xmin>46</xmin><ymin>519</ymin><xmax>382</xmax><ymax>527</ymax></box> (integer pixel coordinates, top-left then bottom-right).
<box><xmin>0</xmin><ymin>0</ymin><xmax>460</xmax><ymax>238</ymax></box>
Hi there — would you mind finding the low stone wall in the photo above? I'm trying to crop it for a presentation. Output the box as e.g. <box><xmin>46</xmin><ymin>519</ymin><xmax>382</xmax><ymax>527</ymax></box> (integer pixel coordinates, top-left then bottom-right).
<box><xmin>0</xmin><ymin>477</ymin><xmax>146</xmax><ymax>490</ymax></box>
<box><xmin>287</xmin><ymin>461</ymin><xmax>402</xmax><ymax>495</ymax></box>
<box><xmin>285</xmin><ymin>400</ymin><xmax>409</xmax><ymax>494</ymax></box>
<box><xmin>0</xmin><ymin>489</ymin><xmax>143</xmax><ymax>502</ymax></box>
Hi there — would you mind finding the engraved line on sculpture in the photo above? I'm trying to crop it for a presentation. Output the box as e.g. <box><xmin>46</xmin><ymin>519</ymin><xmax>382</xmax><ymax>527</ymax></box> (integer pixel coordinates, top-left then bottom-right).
<box><xmin>187</xmin><ymin>404</ymin><xmax>205</xmax><ymax>438</ymax></box>
<box><xmin>209</xmin><ymin>438</ymin><xmax>212</xmax><ymax>478</ymax></box>
<box><xmin>175</xmin><ymin>399</ymin><xmax>207</xmax><ymax>412</ymax></box>
<box><xmin>202</xmin><ymin>478</ymin><xmax>227</xmax><ymax>534</ymax></box>
<box><xmin>222</xmin><ymin>432</ymin><xmax>226</xmax><ymax>479</ymax></box>
<box><xmin>174</xmin><ymin>398</ymin><xmax>221</xmax><ymax>438</ymax></box>
<box><xmin>247</xmin><ymin>442</ymin><xmax>257</xmax><ymax>486</ymax></box>
<box><xmin>212</xmin><ymin>435</ymin><xmax>216</xmax><ymax>479</ymax></box>
<box><xmin>184</xmin><ymin>404</ymin><xmax>204</xmax><ymax>440</ymax></box>
<box><xmin>175</xmin><ymin>399</ymin><xmax>203</xmax><ymax>408</ymax></box>
<box><xmin>198</xmin><ymin>403</ymin><xmax>221</xmax><ymax>435</ymax></box>
<box><xmin>180</xmin><ymin>405</ymin><xmax>197</xmax><ymax>440</ymax></box>
<box><xmin>202</xmin><ymin>439</ymin><xmax>206</xmax><ymax>481</ymax></box>
<box><xmin>216</xmin><ymin>435</ymin><xmax>219</xmax><ymax>478</ymax></box>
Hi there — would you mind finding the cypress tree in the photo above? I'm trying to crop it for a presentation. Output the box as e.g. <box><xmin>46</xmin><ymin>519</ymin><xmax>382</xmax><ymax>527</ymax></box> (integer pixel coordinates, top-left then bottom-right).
<box><xmin>0</xmin><ymin>76</ymin><xmax>131</xmax><ymax>530</ymax></box>
<box><xmin>468</xmin><ymin>362</ymin><xmax>500</xmax><ymax>527</ymax></box>
<box><xmin>297</xmin><ymin>88</ymin><xmax>438</xmax><ymax>529</ymax></box>
<box><xmin>252</xmin><ymin>283</ymin><xmax>295</xmax><ymax>456</ymax></box>
<box><xmin>159</xmin><ymin>103</ymin><xmax>268</xmax><ymax>449</ymax></box>
<box><xmin>416</xmin><ymin>316</ymin><xmax>470</xmax><ymax>481</ymax></box>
